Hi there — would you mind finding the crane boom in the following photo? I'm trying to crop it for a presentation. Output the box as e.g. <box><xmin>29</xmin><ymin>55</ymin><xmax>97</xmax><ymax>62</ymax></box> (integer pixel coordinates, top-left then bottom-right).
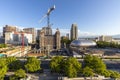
<box><xmin>39</xmin><ymin>5</ymin><xmax>55</xmax><ymax>27</ymax></box>
<box><xmin>47</xmin><ymin>5</ymin><xmax>55</xmax><ymax>15</ymax></box>
<box><xmin>39</xmin><ymin>14</ymin><xmax>47</xmax><ymax>23</ymax></box>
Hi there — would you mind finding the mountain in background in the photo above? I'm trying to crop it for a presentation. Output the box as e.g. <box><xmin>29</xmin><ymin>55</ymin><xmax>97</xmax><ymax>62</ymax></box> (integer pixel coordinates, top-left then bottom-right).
<box><xmin>112</xmin><ymin>34</ymin><xmax>120</xmax><ymax>38</ymax></box>
<box><xmin>78</xmin><ymin>34</ymin><xmax>120</xmax><ymax>39</ymax></box>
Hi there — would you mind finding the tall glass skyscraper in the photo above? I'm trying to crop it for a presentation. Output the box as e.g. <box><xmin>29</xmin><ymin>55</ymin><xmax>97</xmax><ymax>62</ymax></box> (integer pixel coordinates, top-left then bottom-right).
<box><xmin>70</xmin><ymin>23</ymin><xmax>78</xmax><ymax>40</ymax></box>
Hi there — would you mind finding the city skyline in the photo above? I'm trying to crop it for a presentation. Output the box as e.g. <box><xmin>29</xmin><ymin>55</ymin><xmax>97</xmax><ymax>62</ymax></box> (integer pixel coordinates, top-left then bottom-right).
<box><xmin>0</xmin><ymin>0</ymin><xmax>120</xmax><ymax>36</ymax></box>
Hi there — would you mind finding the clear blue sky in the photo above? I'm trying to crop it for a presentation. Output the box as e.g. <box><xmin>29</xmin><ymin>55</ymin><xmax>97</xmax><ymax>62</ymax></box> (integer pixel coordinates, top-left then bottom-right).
<box><xmin>0</xmin><ymin>0</ymin><xmax>120</xmax><ymax>36</ymax></box>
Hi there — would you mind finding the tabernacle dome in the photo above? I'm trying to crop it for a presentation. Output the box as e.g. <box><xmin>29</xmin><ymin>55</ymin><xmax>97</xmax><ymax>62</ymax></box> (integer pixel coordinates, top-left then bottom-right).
<box><xmin>70</xmin><ymin>40</ymin><xmax>96</xmax><ymax>47</ymax></box>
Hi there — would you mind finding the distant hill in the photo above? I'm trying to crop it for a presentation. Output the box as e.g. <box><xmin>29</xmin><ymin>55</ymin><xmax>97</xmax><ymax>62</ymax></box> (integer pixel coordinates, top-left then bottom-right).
<box><xmin>78</xmin><ymin>34</ymin><xmax>120</xmax><ymax>39</ymax></box>
<box><xmin>112</xmin><ymin>34</ymin><xmax>120</xmax><ymax>38</ymax></box>
<box><xmin>78</xmin><ymin>35</ymin><xmax>99</xmax><ymax>38</ymax></box>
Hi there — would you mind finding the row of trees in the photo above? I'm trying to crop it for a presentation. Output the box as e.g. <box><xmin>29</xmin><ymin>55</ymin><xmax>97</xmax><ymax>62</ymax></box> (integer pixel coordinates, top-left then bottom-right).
<box><xmin>50</xmin><ymin>56</ymin><xmax>81</xmax><ymax>78</ymax></box>
<box><xmin>0</xmin><ymin>57</ymin><xmax>41</xmax><ymax>80</ymax></box>
<box><xmin>97</xmin><ymin>41</ymin><xmax>120</xmax><ymax>48</ymax></box>
<box><xmin>0</xmin><ymin>55</ymin><xmax>120</xmax><ymax>79</ymax></box>
<box><xmin>50</xmin><ymin>55</ymin><xmax>120</xmax><ymax>79</ymax></box>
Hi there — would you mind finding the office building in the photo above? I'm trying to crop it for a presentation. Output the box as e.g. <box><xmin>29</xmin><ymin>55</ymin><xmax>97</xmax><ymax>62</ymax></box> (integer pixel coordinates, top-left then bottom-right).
<box><xmin>4</xmin><ymin>31</ymin><xmax>32</xmax><ymax>45</ymax></box>
<box><xmin>98</xmin><ymin>35</ymin><xmax>112</xmax><ymax>42</ymax></box>
<box><xmin>3</xmin><ymin>25</ymin><xmax>17</xmax><ymax>37</ymax></box>
<box><xmin>66</xmin><ymin>33</ymin><xmax>69</xmax><ymax>40</ymax></box>
<box><xmin>98</xmin><ymin>35</ymin><xmax>120</xmax><ymax>44</ymax></box>
<box><xmin>23</xmin><ymin>28</ymin><xmax>36</xmax><ymax>43</ymax></box>
<box><xmin>70</xmin><ymin>23</ymin><xmax>78</xmax><ymax>40</ymax></box>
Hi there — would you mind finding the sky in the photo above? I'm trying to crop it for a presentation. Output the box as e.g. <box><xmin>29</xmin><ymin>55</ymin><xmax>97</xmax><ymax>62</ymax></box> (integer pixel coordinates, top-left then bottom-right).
<box><xmin>0</xmin><ymin>0</ymin><xmax>120</xmax><ymax>37</ymax></box>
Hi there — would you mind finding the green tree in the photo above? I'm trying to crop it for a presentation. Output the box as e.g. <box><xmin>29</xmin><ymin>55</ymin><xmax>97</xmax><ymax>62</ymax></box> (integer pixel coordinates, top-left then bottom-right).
<box><xmin>64</xmin><ymin>57</ymin><xmax>81</xmax><ymax>78</ymax></box>
<box><xmin>61</xmin><ymin>37</ymin><xmax>72</xmax><ymax>48</ymax></box>
<box><xmin>25</xmin><ymin>57</ymin><xmax>41</xmax><ymax>72</ymax></box>
<box><xmin>6</xmin><ymin>57</ymin><xmax>17</xmax><ymax>70</ymax></box>
<box><xmin>50</xmin><ymin>57</ymin><xmax>81</xmax><ymax>78</ymax></box>
<box><xmin>82</xmin><ymin>67</ymin><xmax>94</xmax><ymax>77</ymax></box>
<box><xmin>84</xmin><ymin>55</ymin><xmax>106</xmax><ymax>75</ymax></box>
<box><xmin>101</xmin><ymin>70</ymin><xmax>111</xmax><ymax>77</ymax></box>
<box><xmin>15</xmin><ymin>69</ymin><xmax>26</xmax><ymax>78</ymax></box>
<box><xmin>0</xmin><ymin>58</ymin><xmax>8</xmax><ymax>80</ymax></box>
<box><xmin>50</xmin><ymin>56</ymin><xmax>64</xmax><ymax>73</ymax></box>
<box><xmin>109</xmin><ymin>70</ymin><xmax>120</xmax><ymax>79</ymax></box>
<box><xmin>6</xmin><ymin>57</ymin><xmax>16</xmax><ymax>64</ymax></box>
<box><xmin>9</xmin><ymin>60</ymin><xmax>23</xmax><ymax>71</ymax></box>
<box><xmin>84</xmin><ymin>55</ymin><xmax>93</xmax><ymax>67</ymax></box>
<box><xmin>96</xmin><ymin>41</ymin><xmax>120</xmax><ymax>48</ymax></box>
<box><xmin>65</xmin><ymin>64</ymin><xmax>77</xmax><ymax>78</ymax></box>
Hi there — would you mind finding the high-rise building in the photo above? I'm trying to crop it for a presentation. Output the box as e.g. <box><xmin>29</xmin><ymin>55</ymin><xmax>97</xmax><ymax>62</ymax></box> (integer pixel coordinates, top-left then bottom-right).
<box><xmin>66</xmin><ymin>33</ymin><xmax>69</xmax><ymax>40</ymax></box>
<box><xmin>70</xmin><ymin>23</ymin><xmax>78</xmax><ymax>40</ymax></box>
<box><xmin>3</xmin><ymin>25</ymin><xmax>17</xmax><ymax>37</ymax></box>
<box><xmin>23</xmin><ymin>28</ymin><xmax>36</xmax><ymax>43</ymax></box>
<box><xmin>55</xmin><ymin>29</ymin><xmax>61</xmax><ymax>49</ymax></box>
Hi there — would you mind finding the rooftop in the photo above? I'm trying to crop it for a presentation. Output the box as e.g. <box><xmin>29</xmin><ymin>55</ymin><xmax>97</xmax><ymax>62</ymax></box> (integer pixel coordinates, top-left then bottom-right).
<box><xmin>70</xmin><ymin>40</ymin><xmax>96</xmax><ymax>47</ymax></box>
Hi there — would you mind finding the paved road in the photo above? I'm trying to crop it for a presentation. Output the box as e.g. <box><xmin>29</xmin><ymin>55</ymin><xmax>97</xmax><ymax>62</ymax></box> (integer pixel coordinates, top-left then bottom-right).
<box><xmin>18</xmin><ymin>58</ymin><xmax>120</xmax><ymax>74</ymax></box>
<box><xmin>40</xmin><ymin>59</ymin><xmax>120</xmax><ymax>72</ymax></box>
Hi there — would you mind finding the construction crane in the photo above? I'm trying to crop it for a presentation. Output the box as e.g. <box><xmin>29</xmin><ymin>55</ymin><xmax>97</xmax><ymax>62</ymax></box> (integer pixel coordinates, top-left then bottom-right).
<box><xmin>39</xmin><ymin>5</ymin><xmax>55</xmax><ymax>27</ymax></box>
<box><xmin>21</xmin><ymin>31</ymin><xmax>24</xmax><ymax>57</ymax></box>
<box><xmin>21</xmin><ymin>32</ymin><xmax>24</xmax><ymax>51</ymax></box>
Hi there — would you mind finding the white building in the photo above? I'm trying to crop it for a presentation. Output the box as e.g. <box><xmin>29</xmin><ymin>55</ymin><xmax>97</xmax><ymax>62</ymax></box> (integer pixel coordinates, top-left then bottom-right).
<box><xmin>5</xmin><ymin>31</ymin><xmax>32</xmax><ymax>45</ymax></box>
<box><xmin>98</xmin><ymin>35</ymin><xmax>120</xmax><ymax>44</ymax></box>
<box><xmin>112</xmin><ymin>39</ymin><xmax>120</xmax><ymax>44</ymax></box>
<box><xmin>5</xmin><ymin>32</ymin><xmax>14</xmax><ymax>44</ymax></box>
<box><xmin>98</xmin><ymin>35</ymin><xmax>112</xmax><ymax>42</ymax></box>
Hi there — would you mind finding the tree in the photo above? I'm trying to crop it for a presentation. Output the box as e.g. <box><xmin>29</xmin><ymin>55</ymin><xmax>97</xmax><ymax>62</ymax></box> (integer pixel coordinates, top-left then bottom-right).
<box><xmin>6</xmin><ymin>57</ymin><xmax>23</xmax><ymax>71</ymax></box>
<box><xmin>15</xmin><ymin>69</ymin><xmax>26</xmax><ymax>78</ymax></box>
<box><xmin>109</xmin><ymin>70</ymin><xmax>120</xmax><ymax>79</ymax></box>
<box><xmin>6</xmin><ymin>57</ymin><xmax>16</xmax><ymax>64</ymax></box>
<box><xmin>0</xmin><ymin>58</ymin><xmax>8</xmax><ymax>80</ymax></box>
<box><xmin>96</xmin><ymin>41</ymin><xmax>120</xmax><ymax>48</ymax></box>
<box><xmin>50</xmin><ymin>56</ymin><xmax>64</xmax><ymax>73</ymax></box>
<box><xmin>101</xmin><ymin>70</ymin><xmax>111</xmax><ymax>77</ymax></box>
<box><xmin>6</xmin><ymin>57</ymin><xmax>17</xmax><ymax>70</ymax></box>
<box><xmin>25</xmin><ymin>57</ymin><xmax>41</xmax><ymax>72</ymax></box>
<box><xmin>50</xmin><ymin>57</ymin><xmax>81</xmax><ymax>78</ymax></box>
<box><xmin>82</xmin><ymin>67</ymin><xmax>94</xmax><ymax>77</ymax></box>
<box><xmin>84</xmin><ymin>55</ymin><xmax>106</xmax><ymax>75</ymax></box>
<box><xmin>84</xmin><ymin>55</ymin><xmax>93</xmax><ymax>67</ymax></box>
<box><xmin>61</xmin><ymin>37</ymin><xmax>72</xmax><ymax>48</ymax></box>
<box><xmin>8</xmin><ymin>59</ymin><xmax>23</xmax><ymax>71</ymax></box>
<box><xmin>65</xmin><ymin>64</ymin><xmax>77</xmax><ymax>78</ymax></box>
<box><xmin>64</xmin><ymin>57</ymin><xmax>81</xmax><ymax>78</ymax></box>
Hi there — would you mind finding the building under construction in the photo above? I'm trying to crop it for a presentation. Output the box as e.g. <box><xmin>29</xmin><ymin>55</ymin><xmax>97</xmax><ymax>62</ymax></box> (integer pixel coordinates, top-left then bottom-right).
<box><xmin>39</xmin><ymin>5</ymin><xmax>61</xmax><ymax>50</ymax></box>
<box><xmin>39</xmin><ymin>27</ymin><xmax>61</xmax><ymax>50</ymax></box>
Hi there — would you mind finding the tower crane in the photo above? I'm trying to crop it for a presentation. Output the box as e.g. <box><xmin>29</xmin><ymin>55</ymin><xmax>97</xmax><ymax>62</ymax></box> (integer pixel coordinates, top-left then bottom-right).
<box><xmin>39</xmin><ymin>5</ymin><xmax>55</xmax><ymax>27</ymax></box>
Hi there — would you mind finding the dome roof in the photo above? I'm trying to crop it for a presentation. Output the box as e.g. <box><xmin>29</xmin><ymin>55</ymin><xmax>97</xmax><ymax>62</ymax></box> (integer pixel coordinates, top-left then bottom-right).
<box><xmin>70</xmin><ymin>40</ymin><xmax>96</xmax><ymax>47</ymax></box>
